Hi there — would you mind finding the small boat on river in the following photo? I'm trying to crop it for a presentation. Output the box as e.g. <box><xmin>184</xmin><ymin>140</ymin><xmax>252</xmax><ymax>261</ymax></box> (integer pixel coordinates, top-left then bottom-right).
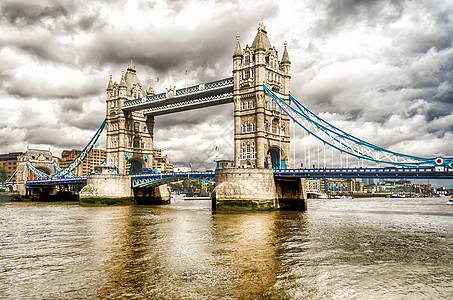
<box><xmin>446</xmin><ymin>196</ymin><xmax>453</xmax><ymax>205</ymax></box>
<box><xmin>390</xmin><ymin>193</ymin><xmax>406</xmax><ymax>198</ymax></box>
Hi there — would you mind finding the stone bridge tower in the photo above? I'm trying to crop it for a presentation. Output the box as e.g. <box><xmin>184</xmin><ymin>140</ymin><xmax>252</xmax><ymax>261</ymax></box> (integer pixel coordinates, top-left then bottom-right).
<box><xmin>233</xmin><ymin>21</ymin><xmax>291</xmax><ymax>169</ymax></box>
<box><xmin>106</xmin><ymin>61</ymin><xmax>155</xmax><ymax>175</ymax></box>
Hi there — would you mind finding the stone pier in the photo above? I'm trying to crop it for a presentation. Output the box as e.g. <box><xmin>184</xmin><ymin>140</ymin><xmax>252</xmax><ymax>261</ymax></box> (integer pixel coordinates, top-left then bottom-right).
<box><xmin>275</xmin><ymin>178</ymin><xmax>307</xmax><ymax>210</ymax></box>
<box><xmin>79</xmin><ymin>174</ymin><xmax>134</xmax><ymax>205</ymax></box>
<box><xmin>212</xmin><ymin>168</ymin><xmax>278</xmax><ymax>210</ymax></box>
<box><xmin>133</xmin><ymin>184</ymin><xmax>171</xmax><ymax>205</ymax></box>
<box><xmin>79</xmin><ymin>174</ymin><xmax>171</xmax><ymax>205</ymax></box>
<box><xmin>212</xmin><ymin>168</ymin><xmax>307</xmax><ymax>211</ymax></box>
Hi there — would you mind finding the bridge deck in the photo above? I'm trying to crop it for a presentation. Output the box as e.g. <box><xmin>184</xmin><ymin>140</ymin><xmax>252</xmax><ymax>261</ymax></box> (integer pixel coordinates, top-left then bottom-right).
<box><xmin>122</xmin><ymin>77</ymin><xmax>233</xmax><ymax>115</ymax></box>
<box><xmin>24</xmin><ymin>167</ymin><xmax>453</xmax><ymax>187</ymax></box>
<box><xmin>27</xmin><ymin>177</ymin><xmax>87</xmax><ymax>186</ymax></box>
<box><xmin>274</xmin><ymin>167</ymin><xmax>453</xmax><ymax>179</ymax></box>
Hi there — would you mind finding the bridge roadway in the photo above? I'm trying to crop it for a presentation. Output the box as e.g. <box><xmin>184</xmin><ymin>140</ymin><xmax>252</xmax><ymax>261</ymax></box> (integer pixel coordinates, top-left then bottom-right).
<box><xmin>25</xmin><ymin>167</ymin><xmax>453</xmax><ymax>188</ymax></box>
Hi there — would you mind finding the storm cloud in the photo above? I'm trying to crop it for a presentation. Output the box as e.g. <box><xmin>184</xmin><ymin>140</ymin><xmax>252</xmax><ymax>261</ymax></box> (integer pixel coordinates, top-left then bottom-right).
<box><xmin>0</xmin><ymin>0</ymin><xmax>452</xmax><ymax>183</ymax></box>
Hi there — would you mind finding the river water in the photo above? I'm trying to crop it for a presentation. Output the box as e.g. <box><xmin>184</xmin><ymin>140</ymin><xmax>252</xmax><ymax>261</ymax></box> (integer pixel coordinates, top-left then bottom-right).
<box><xmin>1</xmin><ymin>195</ymin><xmax>452</xmax><ymax>299</ymax></box>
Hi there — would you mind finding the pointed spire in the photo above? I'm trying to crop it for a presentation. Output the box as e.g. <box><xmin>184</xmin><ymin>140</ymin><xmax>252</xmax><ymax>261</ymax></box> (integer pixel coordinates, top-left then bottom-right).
<box><xmin>106</xmin><ymin>75</ymin><xmax>113</xmax><ymax>91</ymax></box>
<box><xmin>259</xmin><ymin>17</ymin><xmax>266</xmax><ymax>33</ymax></box>
<box><xmin>127</xmin><ymin>59</ymin><xmax>136</xmax><ymax>72</ymax></box>
<box><xmin>256</xmin><ymin>30</ymin><xmax>265</xmax><ymax>51</ymax></box>
<box><xmin>233</xmin><ymin>32</ymin><xmax>243</xmax><ymax>57</ymax></box>
<box><xmin>282</xmin><ymin>41</ymin><xmax>290</xmax><ymax>63</ymax></box>
<box><xmin>147</xmin><ymin>78</ymin><xmax>155</xmax><ymax>95</ymax></box>
<box><xmin>119</xmin><ymin>70</ymin><xmax>126</xmax><ymax>87</ymax></box>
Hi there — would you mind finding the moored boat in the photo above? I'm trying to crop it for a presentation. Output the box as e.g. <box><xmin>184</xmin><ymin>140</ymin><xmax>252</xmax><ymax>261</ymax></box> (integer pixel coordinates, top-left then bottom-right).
<box><xmin>446</xmin><ymin>196</ymin><xmax>453</xmax><ymax>205</ymax></box>
<box><xmin>390</xmin><ymin>193</ymin><xmax>406</xmax><ymax>198</ymax></box>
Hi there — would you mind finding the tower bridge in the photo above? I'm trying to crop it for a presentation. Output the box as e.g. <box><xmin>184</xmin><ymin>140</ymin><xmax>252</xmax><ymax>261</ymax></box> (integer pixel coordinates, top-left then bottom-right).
<box><xmin>18</xmin><ymin>21</ymin><xmax>453</xmax><ymax>209</ymax></box>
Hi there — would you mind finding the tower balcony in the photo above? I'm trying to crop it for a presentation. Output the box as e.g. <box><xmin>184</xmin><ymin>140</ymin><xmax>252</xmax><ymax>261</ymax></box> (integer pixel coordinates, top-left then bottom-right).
<box><xmin>240</xmin><ymin>78</ymin><xmax>254</xmax><ymax>88</ymax></box>
<box><xmin>266</xmin><ymin>79</ymin><xmax>281</xmax><ymax>92</ymax></box>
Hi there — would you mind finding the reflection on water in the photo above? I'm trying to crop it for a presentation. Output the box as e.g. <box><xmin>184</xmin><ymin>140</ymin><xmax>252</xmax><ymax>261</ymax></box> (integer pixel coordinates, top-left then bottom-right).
<box><xmin>1</xmin><ymin>198</ymin><xmax>452</xmax><ymax>299</ymax></box>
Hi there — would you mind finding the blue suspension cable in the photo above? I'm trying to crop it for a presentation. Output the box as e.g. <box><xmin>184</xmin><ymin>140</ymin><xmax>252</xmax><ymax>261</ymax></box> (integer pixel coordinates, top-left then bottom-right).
<box><xmin>51</xmin><ymin>119</ymin><xmax>106</xmax><ymax>178</ymax></box>
<box><xmin>264</xmin><ymin>84</ymin><xmax>448</xmax><ymax>167</ymax></box>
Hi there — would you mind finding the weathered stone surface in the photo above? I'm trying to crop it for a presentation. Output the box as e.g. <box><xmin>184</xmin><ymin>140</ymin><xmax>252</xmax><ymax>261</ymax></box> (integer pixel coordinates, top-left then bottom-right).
<box><xmin>275</xmin><ymin>178</ymin><xmax>307</xmax><ymax>210</ymax></box>
<box><xmin>212</xmin><ymin>168</ymin><xmax>278</xmax><ymax>210</ymax></box>
<box><xmin>134</xmin><ymin>184</ymin><xmax>171</xmax><ymax>205</ymax></box>
<box><xmin>79</xmin><ymin>174</ymin><xmax>133</xmax><ymax>200</ymax></box>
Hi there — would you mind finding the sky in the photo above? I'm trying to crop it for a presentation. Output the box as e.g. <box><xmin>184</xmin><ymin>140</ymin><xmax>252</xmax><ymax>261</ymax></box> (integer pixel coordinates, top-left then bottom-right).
<box><xmin>0</xmin><ymin>0</ymin><xmax>452</xmax><ymax>185</ymax></box>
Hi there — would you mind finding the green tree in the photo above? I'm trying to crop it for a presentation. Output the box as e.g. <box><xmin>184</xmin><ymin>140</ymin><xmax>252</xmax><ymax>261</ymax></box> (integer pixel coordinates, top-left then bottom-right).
<box><xmin>0</xmin><ymin>165</ymin><xmax>7</xmax><ymax>182</ymax></box>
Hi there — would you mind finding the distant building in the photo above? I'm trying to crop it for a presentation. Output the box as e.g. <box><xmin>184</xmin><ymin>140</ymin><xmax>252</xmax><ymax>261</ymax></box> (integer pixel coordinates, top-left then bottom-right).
<box><xmin>59</xmin><ymin>148</ymin><xmax>106</xmax><ymax>176</ymax></box>
<box><xmin>306</xmin><ymin>179</ymin><xmax>322</xmax><ymax>193</ymax></box>
<box><xmin>326</xmin><ymin>178</ymin><xmax>364</xmax><ymax>195</ymax></box>
<box><xmin>347</xmin><ymin>179</ymin><xmax>365</xmax><ymax>194</ymax></box>
<box><xmin>151</xmin><ymin>149</ymin><xmax>173</xmax><ymax>172</ymax></box>
<box><xmin>362</xmin><ymin>178</ymin><xmax>374</xmax><ymax>185</ymax></box>
<box><xmin>327</xmin><ymin>179</ymin><xmax>349</xmax><ymax>195</ymax></box>
<box><xmin>0</xmin><ymin>152</ymin><xmax>22</xmax><ymax>181</ymax></box>
<box><xmin>376</xmin><ymin>179</ymin><xmax>414</xmax><ymax>193</ymax></box>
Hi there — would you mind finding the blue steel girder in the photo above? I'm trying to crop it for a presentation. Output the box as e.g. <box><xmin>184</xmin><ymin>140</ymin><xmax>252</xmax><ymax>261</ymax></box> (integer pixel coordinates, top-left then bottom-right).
<box><xmin>26</xmin><ymin>177</ymin><xmax>87</xmax><ymax>186</ymax></box>
<box><xmin>122</xmin><ymin>77</ymin><xmax>233</xmax><ymax>115</ymax></box>
<box><xmin>274</xmin><ymin>167</ymin><xmax>453</xmax><ymax>179</ymax></box>
<box><xmin>131</xmin><ymin>172</ymin><xmax>215</xmax><ymax>188</ymax></box>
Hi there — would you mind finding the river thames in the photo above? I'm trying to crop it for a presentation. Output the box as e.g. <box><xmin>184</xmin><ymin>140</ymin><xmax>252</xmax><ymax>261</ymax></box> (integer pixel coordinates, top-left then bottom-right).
<box><xmin>1</xmin><ymin>196</ymin><xmax>452</xmax><ymax>299</ymax></box>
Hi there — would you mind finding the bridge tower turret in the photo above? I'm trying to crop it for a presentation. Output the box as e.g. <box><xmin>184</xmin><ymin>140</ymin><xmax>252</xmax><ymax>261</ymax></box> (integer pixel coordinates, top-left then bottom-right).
<box><xmin>105</xmin><ymin>61</ymin><xmax>155</xmax><ymax>175</ymax></box>
<box><xmin>233</xmin><ymin>21</ymin><xmax>291</xmax><ymax>169</ymax></box>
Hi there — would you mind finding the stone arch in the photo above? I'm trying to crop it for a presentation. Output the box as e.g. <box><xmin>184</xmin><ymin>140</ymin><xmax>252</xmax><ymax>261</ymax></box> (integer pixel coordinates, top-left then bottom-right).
<box><xmin>267</xmin><ymin>146</ymin><xmax>282</xmax><ymax>169</ymax></box>
<box><xmin>127</xmin><ymin>158</ymin><xmax>144</xmax><ymax>174</ymax></box>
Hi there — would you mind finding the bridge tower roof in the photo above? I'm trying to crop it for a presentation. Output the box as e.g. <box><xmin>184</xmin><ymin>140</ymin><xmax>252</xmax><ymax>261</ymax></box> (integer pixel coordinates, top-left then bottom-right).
<box><xmin>106</xmin><ymin>75</ymin><xmax>113</xmax><ymax>91</ymax></box>
<box><xmin>147</xmin><ymin>78</ymin><xmax>155</xmax><ymax>95</ymax></box>
<box><xmin>124</xmin><ymin>60</ymin><xmax>145</xmax><ymax>97</ymax></box>
<box><xmin>233</xmin><ymin>32</ymin><xmax>243</xmax><ymax>57</ymax></box>
<box><xmin>250</xmin><ymin>20</ymin><xmax>272</xmax><ymax>52</ymax></box>
<box><xmin>282</xmin><ymin>42</ymin><xmax>290</xmax><ymax>63</ymax></box>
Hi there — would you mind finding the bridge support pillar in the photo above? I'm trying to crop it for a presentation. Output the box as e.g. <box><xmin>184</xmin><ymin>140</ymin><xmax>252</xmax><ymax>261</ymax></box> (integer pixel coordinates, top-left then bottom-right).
<box><xmin>79</xmin><ymin>174</ymin><xmax>134</xmax><ymax>205</ymax></box>
<box><xmin>275</xmin><ymin>178</ymin><xmax>307</xmax><ymax>210</ymax></box>
<box><xmin>212</xmin><ymin>169</ymin><xmax>307</xmax><ymax>211</ymax></box>
<box><xmin>134</xmin><ymin>184</ymin><xmax>171</xmax><ymax>205</ymax></box>
<box><xmin>17</xmin><ymin>182</ymin><xmax>26</xmax><ymax>196</ymax></box>
<box><xmin>212</xmin><ymin>168</ymin><xmax>278</xmax><ymax>211</ymax></box>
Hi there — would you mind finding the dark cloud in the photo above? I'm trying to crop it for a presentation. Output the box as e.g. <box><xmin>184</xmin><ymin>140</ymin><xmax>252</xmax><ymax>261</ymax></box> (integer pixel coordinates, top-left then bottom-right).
<box><xmin>318</xmin><ymin>0</ymin><xmax>405</xmax><ymax>34</ymax></box>
<box><xmin>0</xmin><ymin>0</ymin><xmax>70</xmax><ymax>25</ymax></box>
